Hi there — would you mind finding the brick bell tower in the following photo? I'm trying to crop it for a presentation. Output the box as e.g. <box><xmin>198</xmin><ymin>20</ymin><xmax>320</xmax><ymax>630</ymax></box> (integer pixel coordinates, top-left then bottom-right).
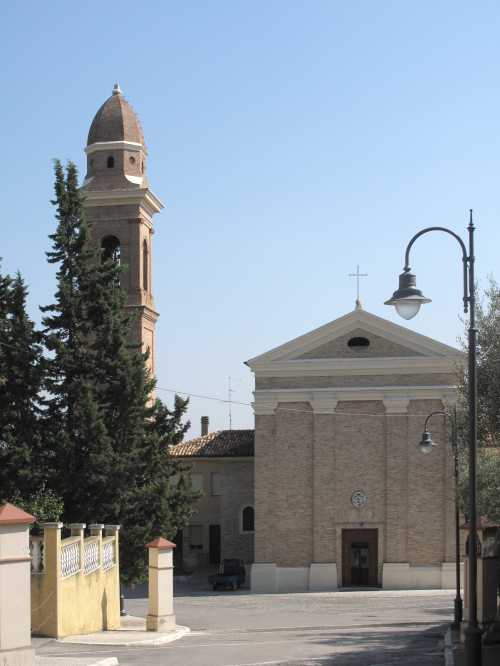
<box><xmin>81</xmin><ymin>84</ymin><xmax>163</xmax><ymax>375</ymax></box>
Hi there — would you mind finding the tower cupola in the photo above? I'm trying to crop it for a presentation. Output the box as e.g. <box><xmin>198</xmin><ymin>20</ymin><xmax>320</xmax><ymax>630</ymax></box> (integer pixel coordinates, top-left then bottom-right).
<box><xmin>82</xmin><ymin>84</ymin><xmax>149</xmax><ymax>192</ymax></box>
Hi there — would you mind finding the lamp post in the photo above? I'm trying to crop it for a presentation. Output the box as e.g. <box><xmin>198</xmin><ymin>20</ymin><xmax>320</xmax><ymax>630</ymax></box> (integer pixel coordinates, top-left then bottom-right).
<box><xmin>385</xmin><ymin>211</ymin><xmax>481</xmax><ymax>665</ymax></box>
<box><xmin>418</xmin><ymin>410</ymin><xmax>462</xmax><ymax>629</ymax></box>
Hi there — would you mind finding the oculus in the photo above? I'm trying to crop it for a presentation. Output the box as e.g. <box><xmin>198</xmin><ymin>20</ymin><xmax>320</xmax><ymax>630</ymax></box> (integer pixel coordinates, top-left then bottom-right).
<box><xmin>348</xmin><ymin>337</ymin><xmax>370</xmax><ymax>350</ymax></box>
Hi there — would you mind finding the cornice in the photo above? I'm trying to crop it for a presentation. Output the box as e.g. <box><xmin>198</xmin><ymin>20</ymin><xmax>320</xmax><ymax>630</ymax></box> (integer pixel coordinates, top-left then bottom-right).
<box><xmin>172</xmin><ymin>456</ymin><xmax>254</xmax><ymax>461</ymax></box>
<box><xmin>252</xmin><ymin>385</ymin><xmax>458</xmax><ymax>412</ymax></box>
<box><xmin>249</xmin><ymin>356</ymin><xmax>459</xmax><ymax>378</ymax></box>
<box><xmin>82</xmin><ymin>188</ymin><xmax>164</xmax><ymax>216</ymax></box>
<box><xmin>125</xmin><ymin>304</ymin><xmax>160</xmax><ymax>323</ymax></box>
<box><xmin>85</xmin><ymin>141</ymin><xmax>149</xmax><ymax>159</ymax></box>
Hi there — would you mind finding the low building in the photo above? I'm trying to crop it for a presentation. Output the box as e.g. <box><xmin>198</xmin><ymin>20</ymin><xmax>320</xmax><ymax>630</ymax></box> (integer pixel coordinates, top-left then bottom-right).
<box><xmin>170</xmin><ymin>424</ymin><xmax>254</xmax><ymax>568</ymax></box>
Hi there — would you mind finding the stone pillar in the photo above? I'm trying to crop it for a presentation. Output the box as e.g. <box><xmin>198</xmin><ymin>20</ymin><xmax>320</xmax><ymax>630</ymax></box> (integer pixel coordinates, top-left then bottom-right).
<box><xmin>35</xmin><ymin>523</ymin><xmax>62</xmax><ymax>638</ymax></box>
<box><xmin>145</xmin><ymin>537</ymin><xmax>176</xmax><ymax>632</ymax></box>
<box><xmin>0</xmin><ymin>503</ymin><xmax>36</xmax><ymax>666</ymax></box>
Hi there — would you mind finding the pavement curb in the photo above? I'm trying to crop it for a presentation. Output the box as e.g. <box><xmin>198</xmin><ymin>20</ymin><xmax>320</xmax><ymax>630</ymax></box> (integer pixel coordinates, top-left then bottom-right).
<box><xmin>57</xmin><ymin>624</ymin><xmax>190</xmax><ymax>647</ymax></box>
<box><xmin>444</xmin><ymin>627</ymin><xmax>456</xmax><ymax>666</ymax></box>
<box><xmin>89</xmin><ymin>659</ymin><xmax>119</xmax><ymax>666</ymax></box>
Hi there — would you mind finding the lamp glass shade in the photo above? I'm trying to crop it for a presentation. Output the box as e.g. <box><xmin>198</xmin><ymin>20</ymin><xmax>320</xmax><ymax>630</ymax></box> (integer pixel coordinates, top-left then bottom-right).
<box><xmin>395</xmin><ymin>300</ymin><xmax>421</xmax><ymax>320</ymax></box>
<box><xmin>419</xmin><ymin>431</ymin><xmax>437</xmax><ymax>453</ymax></box>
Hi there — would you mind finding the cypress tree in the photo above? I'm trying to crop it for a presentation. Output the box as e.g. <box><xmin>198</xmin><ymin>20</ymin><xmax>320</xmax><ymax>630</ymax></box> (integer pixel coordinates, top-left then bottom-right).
<box><xmin>42</xmin><ymin>160</ymin><xmax>201</xmax><ymax>584</ymax></box>
<box><xmin>40</xmin><ymin>160</ymin><xmax>110</xmax><ymax>515</ymax></box>
<box><xmin>0</xmin><ymin>268</ymin><xmax>45</xmax><ymax>499</ymax></box>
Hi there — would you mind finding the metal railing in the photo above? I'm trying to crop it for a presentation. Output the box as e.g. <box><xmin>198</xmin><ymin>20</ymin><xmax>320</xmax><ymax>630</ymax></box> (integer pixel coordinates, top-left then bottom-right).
<box><xmin>83</xmin><ymin>539</ymin><xmax>99</xmax><ymax>575</ymax></box>
<box><xmin>61</xmin><ymin>541</ymin><xmax>81</xmax><ymax>578</ymax></box>
<box><xmin>102</xmin><ymin>539</ymin><xmax>115</xmax><ymax>571</ymax></box>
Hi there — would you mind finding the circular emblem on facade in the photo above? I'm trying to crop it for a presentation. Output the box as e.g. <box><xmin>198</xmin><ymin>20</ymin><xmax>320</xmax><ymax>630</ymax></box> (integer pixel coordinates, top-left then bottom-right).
<box><xmin>351</xmin><ymin>491</ymin><xmax>367</xmax><ymax>508</ymax></box>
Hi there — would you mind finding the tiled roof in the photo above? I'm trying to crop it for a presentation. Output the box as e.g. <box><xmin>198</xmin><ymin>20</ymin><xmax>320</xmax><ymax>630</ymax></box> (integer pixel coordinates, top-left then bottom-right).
<box><xmin>169</xmin><ymin>430</ymin><xmax>254</xmax><ymax>458</ymax></box>
<box><xmin>460</xmin><ymin>516</ymin><xmax>500</xmax><ymax>530</ymax></box>
<box><xmin>88</xmin><ymin>86</ymin><xmax>145</xmax><ymax>146</ymax></box>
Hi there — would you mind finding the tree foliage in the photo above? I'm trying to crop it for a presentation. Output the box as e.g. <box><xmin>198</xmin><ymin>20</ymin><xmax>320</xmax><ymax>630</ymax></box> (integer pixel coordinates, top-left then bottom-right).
<box><xmin>0</xmin><ymin>266</ymin><xmax>45</xmax><ymax>499</ymax></box>
<box><xmin>454</xmin><ymin>275</ymin><xmax>500</xmax><ymax>590</ymax></box>
<box><xmin>455</xmin><ymin>275</ymin><xmax>500</xmax><ymax>449</ymax></box>
<box><xmin>1</xmin><ymin>161</ymin><xmax>201</xmax><ymax>584</ymax></box>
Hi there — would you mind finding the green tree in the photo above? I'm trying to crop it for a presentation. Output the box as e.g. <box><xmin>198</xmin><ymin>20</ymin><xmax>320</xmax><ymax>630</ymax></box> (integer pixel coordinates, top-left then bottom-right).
<box><xmin>42</xmin><ymin>160</ymin><xmax>201</xmax><ymax>584</ymax></box>
<box><xmin>2</xmin><ymin>483</ymin><xmax>64</xmax><ymax>535</ymax></box>
<box><xmin>0</xmin><ymin>269</ymin><xmax>45</xmax><ymax>499</ymax></box>
<box><xmin>455</xmin><ymin>275</ymin><xmax>500</xmax><ymax>449</ymax></box>
<box><xmin>454</xmin><ymin>275</ymin><xmax>500</xmax><ymax>590</ymax></box>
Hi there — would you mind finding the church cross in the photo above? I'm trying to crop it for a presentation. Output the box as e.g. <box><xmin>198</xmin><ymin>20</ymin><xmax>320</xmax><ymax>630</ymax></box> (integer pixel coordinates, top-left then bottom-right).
<box><xmin>349</xmin><ymin>265</ymin><xmax>368</xmax><ymax>302</ymax></box>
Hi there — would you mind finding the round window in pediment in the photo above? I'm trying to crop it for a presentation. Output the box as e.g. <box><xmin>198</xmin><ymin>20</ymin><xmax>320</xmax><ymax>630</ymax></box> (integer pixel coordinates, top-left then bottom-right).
<box><xmin>348</xmin><ymin>337</ymin><xmax>370</xmax><ymax>351</ymax></box>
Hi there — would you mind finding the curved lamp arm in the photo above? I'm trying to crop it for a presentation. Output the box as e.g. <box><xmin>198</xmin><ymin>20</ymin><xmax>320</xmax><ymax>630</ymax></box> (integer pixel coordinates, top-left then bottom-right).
<box><xmin>402</xmin><ymin>215</ymin><xmax>472</xmax><ymax>314</ymax></box>
<box><xmin>423</xmin><ymin>410</ymin><xmax>455</xmax><ymax>433</ymax></box>
<box><xmin>420</xmin><ymin>410</ymin><xmax>458</xmax><ymax>455</ymax></box>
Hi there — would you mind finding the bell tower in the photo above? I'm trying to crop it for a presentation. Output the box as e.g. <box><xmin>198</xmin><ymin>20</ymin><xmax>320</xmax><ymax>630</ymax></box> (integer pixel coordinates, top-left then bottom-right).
<box><xmin>81</xmin><ymin>84</ymin><xmax>163</xmax><ymax>375</ymax></box>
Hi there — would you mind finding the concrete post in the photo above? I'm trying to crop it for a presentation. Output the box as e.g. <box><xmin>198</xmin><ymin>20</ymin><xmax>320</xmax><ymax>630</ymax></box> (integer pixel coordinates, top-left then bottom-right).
<box><xmin>35</xmin><ymin>523</ymin><xmax>62</xmax><ymax>638</ymax></box>
<box><xmin>460</xmin><ymin>516</ymin><xmax>500</xmax><ymax>644</ymax></box>
<box><xmin>0</xmin><ymin>503</ymin><xmax>36</xmax><ymax>666</ymax></box>
<box><xmin>89</xmin><ymin>524</ymin><xmax>104</xmax><ymax>568</ymax></box>
<box><xmin>104</xmin><ymin>525</ymin><xmax>120</xmax><ymax>572</ymax></box>
<box><xmin>145</xmin><ymin>537</ymin><xmax>176</xmax><ymax>631</ymax></box>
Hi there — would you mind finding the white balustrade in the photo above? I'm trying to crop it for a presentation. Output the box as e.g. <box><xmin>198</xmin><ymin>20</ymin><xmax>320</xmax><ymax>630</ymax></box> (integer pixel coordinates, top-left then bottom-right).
<box><xmin>102</xmin><ymin>539</ymin><xmax>115</xmax><ymax>571</ymax></box>
<box><xmin>30</xmin><ymin>536</ymin><xmax>45</xmax><ymax>573</ymax></box>
<box><xmin>61</xmin><ymin>540</ymin><xmax>81</xmax><ymax>578</ymax></box>
<box><xmin>84</xmin><ymin>539</ymin><xmax>99</xmax><ymax>575</ymax></box>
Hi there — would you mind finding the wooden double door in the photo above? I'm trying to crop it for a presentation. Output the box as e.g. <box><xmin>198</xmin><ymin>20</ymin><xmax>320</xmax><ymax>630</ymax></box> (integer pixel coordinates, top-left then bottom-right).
<box><xmin>342</xmin><ymin>529</ymin><xmax>378</xmax><ymax>587</ymax></box>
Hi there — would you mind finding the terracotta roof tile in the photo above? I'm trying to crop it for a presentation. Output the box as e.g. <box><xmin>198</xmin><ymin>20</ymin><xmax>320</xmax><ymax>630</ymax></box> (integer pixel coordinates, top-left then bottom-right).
<box><xmin>169</xmin><ymin>430</ymin><xmax>254</xmax><ymax>458</ymax></box>
<box><xmin>88</xmin><ymin>87</ymin><xmax>145</xmax><ymax>146</ymax></box>
<box><xmin>0</xmin><ymin>503</ymin><xmax>36</xmax><ymax>524</ymax></box>
<box><xmin>460</xmin><ymin>516</ymin><xmax>500</xmax><ymax>530</ymax></box>
<box><xmin>145</xmin><ymin>537</ymin><xmax>176</xmax><ymax>549</ymax></box>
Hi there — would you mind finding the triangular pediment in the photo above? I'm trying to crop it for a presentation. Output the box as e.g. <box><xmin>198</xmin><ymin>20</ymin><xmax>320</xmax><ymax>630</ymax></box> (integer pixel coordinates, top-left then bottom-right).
<box><xmin>247</xmin><ymin>309</ymin><xmax>461</xmax><ymax>365</ymax></box>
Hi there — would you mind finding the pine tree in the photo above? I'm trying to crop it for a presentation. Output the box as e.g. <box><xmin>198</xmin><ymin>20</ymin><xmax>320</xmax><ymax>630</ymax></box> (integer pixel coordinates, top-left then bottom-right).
<box><xmin>42</xmin><ymin>160</ymin><xmax>201</xmax><ymax>584</ymax></box>
<box><xmin>0</xmin><ymin>269</ymin><xmax>45</xmax><ymax>499</ymax></box>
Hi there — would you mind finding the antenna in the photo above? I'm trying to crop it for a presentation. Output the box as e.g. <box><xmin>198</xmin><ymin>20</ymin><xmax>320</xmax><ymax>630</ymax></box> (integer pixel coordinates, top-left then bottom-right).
<box><xmin>229</xmin><ymin>377</ymin><xmax>241</xmax><ymax>430</ymax></box>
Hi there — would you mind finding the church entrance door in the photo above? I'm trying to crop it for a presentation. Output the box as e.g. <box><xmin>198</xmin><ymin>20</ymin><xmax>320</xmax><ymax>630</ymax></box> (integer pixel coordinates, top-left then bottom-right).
<box><xmin>341</xmin><ymin>529</ymin><xmax>378</xmax><ymax>587</ymax></box>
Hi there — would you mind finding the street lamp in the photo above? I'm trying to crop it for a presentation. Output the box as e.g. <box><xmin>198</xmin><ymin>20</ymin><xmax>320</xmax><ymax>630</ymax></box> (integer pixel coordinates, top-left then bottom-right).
<box><xmin>419</xmin><ymin>410</ymin><xmax>463</xmax><ymax>630</ymax></box>
<box><xmin>385</xmin><ymin>211</ymin><xmax>481</xmax><ymax>665</ymax></box>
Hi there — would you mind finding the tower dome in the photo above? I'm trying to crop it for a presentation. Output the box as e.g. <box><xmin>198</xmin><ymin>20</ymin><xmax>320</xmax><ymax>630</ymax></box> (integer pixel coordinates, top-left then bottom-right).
<box><xmin>87</xmin><ymin>84</ymin><xmax>145</xmax><ymax>147</ymax></box>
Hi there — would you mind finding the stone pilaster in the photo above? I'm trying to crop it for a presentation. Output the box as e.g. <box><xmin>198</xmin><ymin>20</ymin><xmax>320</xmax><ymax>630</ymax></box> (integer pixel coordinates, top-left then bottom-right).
<box><xmin>311</xmin><ymin>401</ymin><xmax>337</xmax><ymax>564</ymax></box>
<box><xmin>383</xmin><ymin>399</ymin><xmax>410</xmax><ymax>563</ymax></box>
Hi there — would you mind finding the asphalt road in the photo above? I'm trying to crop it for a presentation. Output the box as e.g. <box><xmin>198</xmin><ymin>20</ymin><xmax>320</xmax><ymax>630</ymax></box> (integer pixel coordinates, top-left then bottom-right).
<box><xmin>35</xmin><ymin>573</ymin><xmax>454</xmax><ymax>666</ymax></box>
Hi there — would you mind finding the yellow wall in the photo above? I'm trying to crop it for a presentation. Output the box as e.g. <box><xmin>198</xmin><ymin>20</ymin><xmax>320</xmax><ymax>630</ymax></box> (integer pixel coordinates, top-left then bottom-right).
<box><xmin>31</xmin><ymin>526</ymin><xmax>120</xmax><ymax>638</ymax></box>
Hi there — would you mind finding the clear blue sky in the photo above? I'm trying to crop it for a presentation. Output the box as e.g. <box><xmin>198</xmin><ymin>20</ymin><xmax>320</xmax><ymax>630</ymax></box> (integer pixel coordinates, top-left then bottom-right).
<box><xmin>1</xmin><ymin>1</ymin><xmax>499</xmax><ymax>435</ymax></box>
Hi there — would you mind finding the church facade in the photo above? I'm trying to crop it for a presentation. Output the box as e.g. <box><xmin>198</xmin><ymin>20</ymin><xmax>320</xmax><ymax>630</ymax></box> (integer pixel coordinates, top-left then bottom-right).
<box><xmin>247</xmin><ymin>306</ymin><xmax>463</xmax><ymax>591</ymax></box>
<box><xmin>81</xmin><ymin>84</ymin><xmax>163</xmax><ymax>374</ymax></box>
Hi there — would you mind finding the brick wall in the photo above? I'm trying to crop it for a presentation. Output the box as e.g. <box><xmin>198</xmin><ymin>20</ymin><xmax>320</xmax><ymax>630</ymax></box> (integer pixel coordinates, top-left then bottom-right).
<box><xmin>254</xmin><ymin>414</ymin><xmax>276</xmax><ymax>563</ymax></box>
<box><xmin>84</xmin><ymin>203</ymin><xmax>158</xmax><ymax>376</ymax></box>
<box><xmin>220</xmin><ymin>460</ymin><xmax>254</xmax><ymax>563</ymax></box>
<box><xmin>253</xmin><ymin>395</ymin><xmax>455</xmax><ymax>579</ymax></box>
